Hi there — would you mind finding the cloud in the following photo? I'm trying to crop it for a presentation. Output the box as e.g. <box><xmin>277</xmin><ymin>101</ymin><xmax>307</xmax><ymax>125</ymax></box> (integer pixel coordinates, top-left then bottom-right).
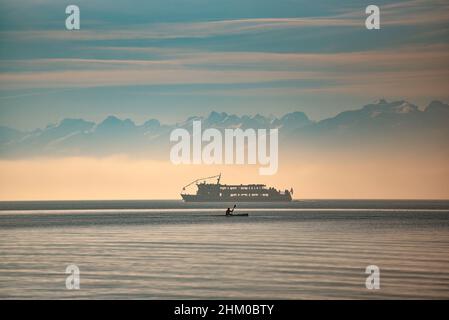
<box><xmin>0</xmin><ymin>68</ymin><xmax>323</xmax><ymax>89</ymax></box>
<box><xmin>0</xmin><ymin>17</ymin><xmax>359</xmax><ymax>42</ymax></box>
<box><xmin>340</xmin><ymin>0</ymin><xmax>449</xmax><ymax>26</ymax></box>
<box><xmin>1</xmin><ymin>44</ymin><xmax>448</xmax><ymax>95</ymax></box>
<box><xmin>2</xmin><ymin>0</ymin><xmax>448</xmax><ymax>43</ymax></box>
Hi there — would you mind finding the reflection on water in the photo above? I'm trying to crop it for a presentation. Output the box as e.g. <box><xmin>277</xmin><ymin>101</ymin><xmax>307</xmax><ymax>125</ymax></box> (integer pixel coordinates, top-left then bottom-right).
<box><xmin>1</xmin><ymin>200</ymin><xmax>449</xmax><ymax>299</ymax></box>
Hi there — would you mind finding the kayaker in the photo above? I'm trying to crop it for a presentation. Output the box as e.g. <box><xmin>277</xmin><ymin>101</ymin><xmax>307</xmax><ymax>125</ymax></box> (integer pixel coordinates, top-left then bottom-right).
<box><xmin>226</xmin><ymin>205</ymin><xmax>236</xmax><ymax>216</ymax></box>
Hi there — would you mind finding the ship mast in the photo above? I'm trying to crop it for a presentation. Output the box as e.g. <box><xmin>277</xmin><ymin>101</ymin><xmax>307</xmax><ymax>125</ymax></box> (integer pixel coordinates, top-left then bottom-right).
<box><xmin>182</xmin><ymin>173</ymin><xmax>221</xmax><ymax>191</ymax></box>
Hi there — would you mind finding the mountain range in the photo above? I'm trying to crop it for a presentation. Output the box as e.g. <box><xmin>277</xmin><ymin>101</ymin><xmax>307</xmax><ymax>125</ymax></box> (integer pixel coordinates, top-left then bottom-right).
<box><xmin>1</xmin><ymin>99</ymin><xmax>448</xmax><ymax>158</ymax></box>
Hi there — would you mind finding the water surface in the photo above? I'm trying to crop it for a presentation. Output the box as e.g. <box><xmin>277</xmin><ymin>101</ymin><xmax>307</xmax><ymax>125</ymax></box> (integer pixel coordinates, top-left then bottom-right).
<box><xmin>1</xmin><ymin>200</ymin><xmax>449</xmax><ymax>299</ymax></box>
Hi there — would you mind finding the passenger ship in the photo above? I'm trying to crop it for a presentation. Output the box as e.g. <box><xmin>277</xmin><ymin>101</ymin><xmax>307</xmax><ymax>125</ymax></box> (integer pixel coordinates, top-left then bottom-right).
<box><xmin>181</xmin><ymin>174</ymin><xmax>292</xmax><ymax>202</ymax></box>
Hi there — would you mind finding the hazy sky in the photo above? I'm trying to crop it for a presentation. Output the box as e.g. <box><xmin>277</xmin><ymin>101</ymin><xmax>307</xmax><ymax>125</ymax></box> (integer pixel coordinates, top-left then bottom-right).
<box><xmin>1</xmin><ymin>149</ymin><xmax>448</xmax><ymax>200</ymax></box>
<box><xmin>0</xmin><ymin>0</ymin><xmax>448</xmax><ymax>130</ymax></box>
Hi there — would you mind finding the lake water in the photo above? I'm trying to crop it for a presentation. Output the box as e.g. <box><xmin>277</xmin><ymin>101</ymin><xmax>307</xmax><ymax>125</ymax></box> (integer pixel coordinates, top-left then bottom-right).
<box><xmin>1</xmin><ymin>200</ymin><xmax>449</xmax><ymax>299</ymax></box>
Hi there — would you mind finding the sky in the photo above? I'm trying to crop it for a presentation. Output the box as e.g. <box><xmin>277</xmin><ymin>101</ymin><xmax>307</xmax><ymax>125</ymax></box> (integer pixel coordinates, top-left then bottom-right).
<box><xmin>0</xmin><ymin>0</ymin><xmax>448</xmax><ymax>130</ymax></box>
<box><xmin>0</xmin><ymin>0</ymin><xmax>448</xmax><ymax>200</ymax></box>
<box><xmin>1</xmin><ymin>149</ymin><xmax>448</xmax><ymax>200</ymax></box>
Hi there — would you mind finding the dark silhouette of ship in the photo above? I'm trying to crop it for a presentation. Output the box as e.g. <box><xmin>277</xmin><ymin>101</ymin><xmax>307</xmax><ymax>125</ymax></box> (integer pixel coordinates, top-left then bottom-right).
<box><xmin>181</xmin><ymin>174</ymin><xmax>293</xmax><ymax>202</ymax></box>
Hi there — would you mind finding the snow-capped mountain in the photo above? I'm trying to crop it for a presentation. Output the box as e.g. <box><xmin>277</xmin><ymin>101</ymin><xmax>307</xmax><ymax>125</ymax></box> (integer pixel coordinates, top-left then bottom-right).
<box><xmin>0</xmin><ymin>100</ymin><xmax>448</xmax><ymax>157</ymax></box>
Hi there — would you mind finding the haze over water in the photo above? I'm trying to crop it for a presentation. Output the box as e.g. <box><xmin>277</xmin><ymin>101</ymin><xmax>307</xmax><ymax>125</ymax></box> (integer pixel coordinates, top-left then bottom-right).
<box><xmin>1</xmin><ymin>200</ymin><xmax>449</xmax><ymax>299</ymax></box>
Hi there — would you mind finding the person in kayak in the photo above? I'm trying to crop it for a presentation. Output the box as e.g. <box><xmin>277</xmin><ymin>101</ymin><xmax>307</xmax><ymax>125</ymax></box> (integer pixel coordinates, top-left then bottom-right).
<box><xmin>226</xmin><ymin>205</ymin><xmax>236</xmax><ymax>216</ymax></box>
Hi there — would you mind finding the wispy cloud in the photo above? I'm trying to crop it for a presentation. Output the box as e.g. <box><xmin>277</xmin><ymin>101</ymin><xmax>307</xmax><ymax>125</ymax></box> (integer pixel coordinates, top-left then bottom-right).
<box><xmin>0</xmin><ymin>68</ymin><xmax>321</xmax><ymax>89</ymax></box>
<box><xmin>1</xmin><ymin>44</ymin><xmax>447</xmax><ymax>97</ymax></box>
<box><xmin>2</xmin><ymin>1</ymin><xmax>447</xmax><ymax>42</ymax></box>
<box><xmin>337</xmin><ymin>0</ymin><xmax>449</xmax><ymax>26</ymax></box>
<box><xmin>0</xmin><ymin>16</ymin><xmax>359</xmax><ymax>42</ymax></box>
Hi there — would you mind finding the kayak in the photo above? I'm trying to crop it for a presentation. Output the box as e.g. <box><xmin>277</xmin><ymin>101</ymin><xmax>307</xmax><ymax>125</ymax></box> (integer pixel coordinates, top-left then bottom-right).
<box><xmin>226</xmin><ymin>213</ymin><xmax>249</xmax><ymax>217</ymax></box>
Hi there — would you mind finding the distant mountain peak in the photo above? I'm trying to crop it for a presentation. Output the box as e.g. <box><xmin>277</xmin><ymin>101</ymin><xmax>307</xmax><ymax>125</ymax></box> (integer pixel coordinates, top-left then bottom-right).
<box><xmin>363</xmin><ymin>99</ymin><xmax>419</xmax><ymax>115</ymax></box>
<box><xmin>96</xmin><ymin>115</ymin><xmax>136</xmax><ymax>132</ymax></box>
<box><xmin>374</xmin><ymin>98</ymin><xmax>388</xmax><ymax>105</ymax></box>
<box><xmin>425</xmin><ymin>100</ymin><xmax>449</xmax><ymax>117</ymax></box>
<box><xmin>427</xmin><ymin>100</ymin><xmax>449</xmax><ymax>110</ymax></box>
<box><xmin>271</xmin><ymin>111</ymin><xmax>311</xmax><ymax>129</ymax></box>
<box><xmin>40</xmin><ymin>118</ymin><xmax>95</xmax><ymax>134</ymax></box>
<box><xmin>252</xmin><ymin>114</ymin><xmax>266</xmax><ymax>121</ymax></box>
<box><xmin>101</xmin><ymin>115</ymin><xmax>121</xmax><ymax>124</ymax></box>
<box><xmin>107</xmin><ymin>115</ymin><xmax>133</xmax><ymax>124</ymax></box>
<box><xmin>281</xmin><ymin>111</ymin><xmax>309</xmax><ymax>121</ymax></box>
<box><xmin>207</xmin><ymin>111</ymin><xmax>228</xmax><ymax>124</ymax></box>
<box><xmin>143</xmin><ymin>119</ymin><xmax>160</xmax><ymax>129</ymax></box>
<box><xmin>393</xmin><ymin>101</ymin><xmax>418</xmax><ymax>114</ymax></box>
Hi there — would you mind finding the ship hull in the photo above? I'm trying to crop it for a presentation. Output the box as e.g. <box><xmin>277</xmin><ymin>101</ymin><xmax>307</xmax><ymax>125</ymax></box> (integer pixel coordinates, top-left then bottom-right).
<box><xmin>181</xmin><ymin>194</ymin><xmax>292</xmax><ymax>202</ymax></box>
